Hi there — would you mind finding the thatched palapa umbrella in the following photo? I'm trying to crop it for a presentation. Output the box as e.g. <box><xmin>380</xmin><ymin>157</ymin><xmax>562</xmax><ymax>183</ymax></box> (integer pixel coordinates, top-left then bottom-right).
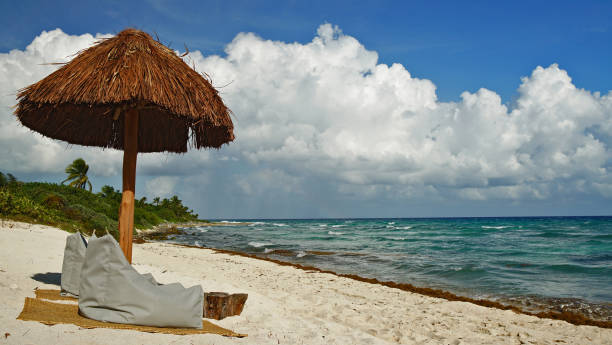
<box><xmin>15</xmin><ymin>29</ymin><xmax>234</xmax><ymax>263</ymax></box>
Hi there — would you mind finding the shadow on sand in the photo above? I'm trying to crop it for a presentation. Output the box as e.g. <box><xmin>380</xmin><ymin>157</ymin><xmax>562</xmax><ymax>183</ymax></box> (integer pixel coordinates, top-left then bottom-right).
<box><xmin>31</xmin><ymin>272</ymin><xmax>61</xmax><ymax>286</ymax></box>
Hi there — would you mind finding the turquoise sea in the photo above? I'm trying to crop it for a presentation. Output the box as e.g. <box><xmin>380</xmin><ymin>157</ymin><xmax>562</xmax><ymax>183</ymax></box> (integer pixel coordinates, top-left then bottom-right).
<box><xmin>171</xmin><ymin>217</ymin><xmax>612</xmax><ymax>321</ymax></box>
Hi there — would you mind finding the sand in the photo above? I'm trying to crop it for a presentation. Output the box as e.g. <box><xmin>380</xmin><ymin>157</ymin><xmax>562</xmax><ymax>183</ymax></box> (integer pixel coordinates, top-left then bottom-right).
<box><xmin>1</xmin><ymin>221</ymin><xmax>610</xmax><ymax>345</ymax></box>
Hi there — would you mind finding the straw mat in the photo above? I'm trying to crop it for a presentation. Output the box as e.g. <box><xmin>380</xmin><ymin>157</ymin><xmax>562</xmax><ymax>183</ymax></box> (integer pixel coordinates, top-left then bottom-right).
<box><xmin>18</xmin><ymin>297</ymin><xmax>246</xmax><ymax>337</ymax></box>
<box><xmin>35</xmin><ymin>289</ymin><xmax>77</xmax><ymax>301</ymax></box>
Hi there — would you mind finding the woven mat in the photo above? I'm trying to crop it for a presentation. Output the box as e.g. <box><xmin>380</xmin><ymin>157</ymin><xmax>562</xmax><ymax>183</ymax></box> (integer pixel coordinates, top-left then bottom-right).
<box><xmin>35</xmin><ymin>289</ymin><xmax>77</xmax><ymax>301</ymax></box>
<box><xmin>18</xmin><ymin>297</ymin><xmax>246</xmax><ymax>337</ymax></box>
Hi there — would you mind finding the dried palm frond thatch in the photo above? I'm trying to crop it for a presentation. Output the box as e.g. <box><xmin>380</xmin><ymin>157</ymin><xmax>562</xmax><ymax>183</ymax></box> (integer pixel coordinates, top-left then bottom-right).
<box><xmin>15</xmin><ymin>28</ymin><xmax>234</xmax><ymax>152</ymax></box>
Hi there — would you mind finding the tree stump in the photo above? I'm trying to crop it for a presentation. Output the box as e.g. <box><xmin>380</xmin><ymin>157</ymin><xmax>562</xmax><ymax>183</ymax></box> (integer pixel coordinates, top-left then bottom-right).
<box><xmin>204</xmin><ymin>292</ymin><xmax>248</xmax><ymax>320</ymax></box>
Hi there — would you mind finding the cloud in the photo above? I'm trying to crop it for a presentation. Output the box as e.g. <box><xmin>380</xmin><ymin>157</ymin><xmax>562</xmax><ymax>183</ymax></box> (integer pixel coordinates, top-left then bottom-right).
<box><xmin>145</xmin><ymin>176</ymin><xmax>179</xmax><ymax>199</ymax></box>
<box><xmin>0</xmin><ymin>25</ymin><xmax>610</xmax><ymax>217</ymax></box>
<box><xmin>191</xmin><ymin>24</ymin><xmax>612</xmax><ymax>201</ymax></box>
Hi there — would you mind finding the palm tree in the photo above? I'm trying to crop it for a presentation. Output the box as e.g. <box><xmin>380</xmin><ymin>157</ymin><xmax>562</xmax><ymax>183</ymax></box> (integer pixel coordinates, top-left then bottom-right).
<box><xmin>137</xmin><ymin>196</ymin><xmax>147</xmax><ymax>207</ymax></box>
<box><xmin>6</xmin><ymin>173</ymin><xmax>17</xmax><ymax>184</ymax></box>
<box><xmin>62</xmin><ymin>158</ymin><xmax>92</xmax><ymax>191</ymax></box>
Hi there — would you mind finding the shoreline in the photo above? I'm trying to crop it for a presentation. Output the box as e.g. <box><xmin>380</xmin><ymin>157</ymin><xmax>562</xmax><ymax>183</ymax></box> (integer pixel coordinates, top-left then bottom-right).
<box><xmin>135</xmin><ymin>223</ymin><xmax>612</xmax><ymax>328</ymax></box>
<box><xmin>166</xmin><ymin>241</ymin><xmax>612</xmax><ymax>329</ymax></box>
<box><xmin>136</xmin><ymin>221</ymin><xmax>252</xmax><ymax>235</ymax></box>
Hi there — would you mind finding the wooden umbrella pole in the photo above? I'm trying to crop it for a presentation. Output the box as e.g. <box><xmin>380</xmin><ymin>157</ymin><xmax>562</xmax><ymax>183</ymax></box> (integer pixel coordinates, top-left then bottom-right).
<box><xmin>118</xmin><ymin>107</ymin><xmax>139</xmax><ymax>263</ymax></box>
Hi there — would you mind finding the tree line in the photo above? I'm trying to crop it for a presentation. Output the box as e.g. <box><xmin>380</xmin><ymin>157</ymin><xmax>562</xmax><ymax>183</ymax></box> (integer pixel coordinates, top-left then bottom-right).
<box><xmin>0</xmin><ymin>159</ymin><xmax>202</xmax><ymax>239</ymax></box>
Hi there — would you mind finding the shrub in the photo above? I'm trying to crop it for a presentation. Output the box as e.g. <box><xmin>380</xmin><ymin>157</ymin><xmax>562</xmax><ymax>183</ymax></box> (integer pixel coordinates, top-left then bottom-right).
<box><xmin>0</xmin><ymin>189</ymin><xmax>54</xmax><ymax>223</ymax></box>
<box><xmin>64</xmin><ymin>204</ymin><xmax>118</xmax><ymax>238</ymax></box>
<box><xmin>42</xmin><ymin>193</ymin><xmax>67</xmax><ymax>209</ymax></box>
<box><xmin>134</xmin><ymin>207</ymin><xmax>163</xmax><ymax>229</ymax></box>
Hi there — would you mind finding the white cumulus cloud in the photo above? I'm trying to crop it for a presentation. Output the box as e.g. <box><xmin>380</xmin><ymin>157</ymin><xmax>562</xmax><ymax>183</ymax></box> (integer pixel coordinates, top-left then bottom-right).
<box><xmin>190</xmin><ymin>24</ymin><xmax>612</xmax><ymax>201</ymax></box>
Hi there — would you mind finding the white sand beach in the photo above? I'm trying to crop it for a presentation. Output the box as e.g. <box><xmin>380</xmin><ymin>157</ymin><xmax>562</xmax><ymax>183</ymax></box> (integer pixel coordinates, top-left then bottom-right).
<box><xmin>1</xmin><ymin>221</ymin><xmax>610</xmax><ymax>345</ymax></box>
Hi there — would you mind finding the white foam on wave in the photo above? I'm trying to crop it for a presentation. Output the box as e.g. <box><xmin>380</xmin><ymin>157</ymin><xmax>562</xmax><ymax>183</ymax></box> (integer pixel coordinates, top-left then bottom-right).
<box><xmin>481</xmin><ymin>226</ymin><xmax>511</xmax><ymax>229</ymax></box>
<box><xmin>296</xmin><ymin>251</ymin><xmax>307</xmax><ymax>258</ymax></box>
<box><xmin>318</xmin><ymin>224</ymin><xmax>328</xmax><ymax>227</ymax></box>
<box><xmin>248</xmin><ymin>222</ymin><xmax>266</xmax><ymax>226</ymax></box>
<box><xmin>195</xmin><ymin>227</ymin><xmax>209</xmax><ymax>232</ymax></box>
<box><xmin>328</xmin><ymin>231</ymin><xmax>344</xmax><ymax>235</ymax></box>
<box><xmin>273</xmin><ymin>223</ymin><xmax>288</xmax><ymax>227</ymax></box>
<box><xmin>249</xmin><ymin>241</ymin><xmax>273</xmax><ymax>248</ymax></box>
<box><xmin>400</xmin><ymin>226</ymin><xmax>412</xmax><ymax>230</ymax></box>
<box><xmin>388</xmin><ymin>221</ymin><xmax>395</xmax><ymax>225</ymax></box>
<box><xmin>194</xmin><ymin>240</ymin><xmax>201</xmax><ymax>247</ymax></box>
<box><xmin>264</xmin><ymin>248</ymin><xmax>274</xmax><ymax>253</ymax></box>
<box><xmin>331</xmin><ymin>224</ymin><xmax>345</xmax><ymax>228</ymax></box>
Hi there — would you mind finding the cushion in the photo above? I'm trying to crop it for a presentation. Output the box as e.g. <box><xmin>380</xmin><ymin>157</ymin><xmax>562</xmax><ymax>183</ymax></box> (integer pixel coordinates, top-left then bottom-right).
<box><xmin>78</xmin><ymin>234</ymin><xmax>203</xmax><ymax>328</ymax></box>
<box><xmin>60</xmin><ymin>232</ymin><xmax>88</xmax><ymax>297</ymax></box>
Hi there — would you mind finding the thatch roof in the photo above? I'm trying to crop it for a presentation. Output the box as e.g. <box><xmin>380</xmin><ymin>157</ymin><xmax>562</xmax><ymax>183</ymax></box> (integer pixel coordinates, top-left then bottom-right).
<box><xmin>15</xmin><ymin>28</ymin><xmax>234</xmax><ymax>153</ymax></box>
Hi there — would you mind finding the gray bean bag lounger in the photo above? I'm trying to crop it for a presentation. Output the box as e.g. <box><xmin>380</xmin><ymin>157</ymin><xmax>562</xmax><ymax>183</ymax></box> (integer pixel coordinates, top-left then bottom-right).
<box><xmin>60</xmin><ymin>233</ymin><xmax>158</xmax><ymax>297</ymax></box>
<box><xmin>60</xmin><ymin>232</ymin><xmax>89</xmax><ymax>297</ymax></box>
<box><xmin>78</xmin><ymin>234</ymin><xmax>203</xmax><ymax>328</ymax></box>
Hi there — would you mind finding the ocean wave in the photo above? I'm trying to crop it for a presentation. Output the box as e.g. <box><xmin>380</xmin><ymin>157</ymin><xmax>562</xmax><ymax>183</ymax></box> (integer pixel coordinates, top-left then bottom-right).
<box><xmin>195</xmin><ymin>227</ymin><xmax>209</xmax><ymax>232</ymax></box>
<box><xmin>296</xmin><ymin>251</ymin><xmax>307</xmax><ymax>258</ymax></box>
<box><xmin>220</xmin><ymin>220</ymin><xmax>243</xmax><ymax>224</ymax></box>
<box><xmin>388</xmin><ymin>222</ymin><xmax>395</xmax><ymax>225</ymax></box>
<box><xmin>248</xmin><ymin>222</ymin><xmax>266</xmax><ymax>226</ymax></box>
<box><xmin>331</xmin><ymin>224</ymin><xmax>346</xmax><ymax>228</ymax></box>
<box><xmin>318</xmin><ymin>224</ymin><xmax>328</xmax><ymax>227</ymax></box>
<box><xmin>481</xmin><ymin>226</ymin><xmax>511</xmax><ymax>229</ymax></box>
<box><xmin>400</xmin><ymin>226</ymin><xmax>412</xmax><ymax>230</ymax></box>
<box><xmin>248</xmin><ymin>241</ymin><xmax>273</xmax><ymax>248</ymax></box>
<box><xmin>273</xmin><ymin>223</ymin><xmax>288</xmax><ymax>227</ymax></box>
<box><xmin>328</xmin><ymin>231</ymin><xmax>344</xmax><ymax>235</ymax></box>
<box><xmin>386</xmin><ymin>236</ymin><xmax>407</xmax><ymax>241</ymax></box>
<box><xmin>437</xmin><ymin>265</ymin><xmax>488</xmax><ymax>278</ymax></box>
<box><xmin>548</xmin><ymin>263</ymin><xmax>612</xmax><ymax>274</ymax></box>
<box><xmin>264</xmin><ymin>248</ymin><xmax>295</xmax><ymax>256</ymax></box>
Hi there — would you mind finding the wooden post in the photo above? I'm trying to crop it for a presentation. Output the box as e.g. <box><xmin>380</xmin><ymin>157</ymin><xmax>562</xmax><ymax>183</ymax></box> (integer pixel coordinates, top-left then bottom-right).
<box><xmin>118</xmin><ymin>108</ymin><xmax>139</xmax><ymax>263</ymax></box>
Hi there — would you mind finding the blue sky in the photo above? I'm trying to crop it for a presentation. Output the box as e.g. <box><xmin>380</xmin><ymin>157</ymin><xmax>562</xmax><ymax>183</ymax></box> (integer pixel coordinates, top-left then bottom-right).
<box><xmin>1</xmin><ymin>1</ymin><xmax>611</xmax><ymax>218</ymax></box>
<box><xmin>2</xmin><ymin>0</ymin><xmax>610</xmax><ymax>102</ymax></box>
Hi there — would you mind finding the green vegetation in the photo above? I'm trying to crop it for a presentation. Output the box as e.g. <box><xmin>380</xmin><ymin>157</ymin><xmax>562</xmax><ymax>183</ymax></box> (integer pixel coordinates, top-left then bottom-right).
<box><xmin>0</xmin><ymin>172</ymin><xmax>202</xmax><ymax>240</ymax></box>
<box><xmin>61</xmin><ymin>158</ymin><xmax>92</xmax><ymax>192</ymax></box>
